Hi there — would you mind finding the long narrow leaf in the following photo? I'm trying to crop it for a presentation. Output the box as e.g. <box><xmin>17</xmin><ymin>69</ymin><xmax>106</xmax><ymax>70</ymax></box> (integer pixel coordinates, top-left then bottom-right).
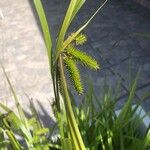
<box><xmin>114</xmin><ymin>71</ymin><xmax>140</xmax><ymax>129</ymax></box>
<box><xmin>62</xmin><ymin>0</ymin><xmax>108</xmax><ymax>51</ymax></box>
<box><xmin>0</xmin><ymin>103</ymin><xmax>33</xmax><ymax>146</ymax></box>
<box><xmin>55</xmin><ymin>0</ymin><xmax>108</xmax><ymax>61</ymax></box>
<box><xmin>0</xmin><ymin>128</ymin><xmax>7</xmax><ymax>150</ymax></box>
<box><xmin>5</xmin><ymin>130</ymin><xmax>22</xmax><ymax>150</ymax></box>
<box><xmin>0</xmin><ymin>64</ymin><xmax>28</xmax><ymax>128</ymax></box>
<box><xmin>33</xmin><ymin>0</ymin><xmax>52</xmax><ymax>69</ymax></box>
<box><xmin>56</xmin><ymin>0</ymin><xmax>77</xmax><ymax>52</ymax></box>
<box><xmin>59</xmin><ymin>57</ymin><xmax>86</xmax><ymax>150</ymax></box>
<box><xmin>70</xmin><ymin>0</ymin><xmax>86</xmax><ymax>24</ymax></box>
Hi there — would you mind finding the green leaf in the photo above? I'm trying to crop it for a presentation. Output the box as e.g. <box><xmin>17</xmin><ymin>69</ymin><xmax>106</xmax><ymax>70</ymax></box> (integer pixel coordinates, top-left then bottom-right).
<box><xmin>33</xmin><ymin>0</ymin><xmax>52</xmax><ymax>69</ymax></box>
<box><xmin>0</xmin><ymin>128</ymin><xmax>8</xmax><ymax>150</ymax></box>
<box><xmin>114</xmin><ymin>71</ymin><xmax>139</xmax><ymax>130</ymax></box>
<box><xmin>29</xmin><ymin>99</ymin><xmax>42</xmax><ymax>129</ymax></box>
<box><xmin>0</xmin><ymin>64</ymin><xmax>28</xmax><ymax>128</ymax></box>
<box><xmin>5</xmin><ymin>130</ymin><xmax>22</xmax><ymax>150</ymax></box>
<box><xmin>48</xmin><ymin>143</ymin><xmax>61</xmax><ymax>149</ymax></box>
<box><xmin>35</xmin><ymin>128</ymin><xmax>49</xmax><ymax>136</ymax></box>
<box><xmin>28</xmin><ymin>100</ymin><xmax>50</xmax><ymax>149</ymax></box>
<box><xmin>59</xmin><ymin>57</ymin><xmax>86</xmax><ymax>150</ymax></box>
<box><xmin>28</xmin><ymin>118</ymin><xmax>37</xmax><ymax>127</ymax></box>
<box><xmin>70</xmin><ymin>0</ymin><xmax>86</xmax><ymax>24</ymax></box>
<box><xmin>144</xmin><ymin>129</ymin><xmax>150</xmax><ymax>148</ymax></box>
<box><xmin>62</xmin><ymin>0</ymin><xmax>108</xmax><ymax>51</ymax></box>
<box><xmin>0</xmin><ymin>103</ymin><xmax>33</xmax><ymax>146</ymax></box>
<box><xmin>56</xmin><ymin>0</ymin><xmax>78</xmax><ymax>52</ymax></box>
<box><xmin>62</xmin><ymin>138</ymin><xmax>73</xmax><ymax>150</ymax></box>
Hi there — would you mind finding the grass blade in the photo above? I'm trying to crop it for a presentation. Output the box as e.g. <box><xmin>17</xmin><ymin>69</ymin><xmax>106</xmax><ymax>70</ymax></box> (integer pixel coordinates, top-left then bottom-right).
<box><xmin>144</xmin><ymin>129</ymin><xmax>150</xmax><ymax>148</ymax></box>
<box><xmin>70</xmin><ymin>0</ymin><xmax>86</xmax><ymax>23</ymax></box>
<box><xmin>59</xmin><ymin>57</ymin><xmax>86</xmax><ymax>150</ymax></box>
<box><xmin>55</xmin><ymin>0</ymin><xmax>108</xmax><ymax>61</ymax></box>
<box><xmin>0</xmin><ymin>64</ymin><xmax>28</xmax><ymax>128</ymax></box>
<box><xmin>114</xmin><ymin>71</ymin><xmax>140</xmax><ymax>130</ymax></box>
<box><xmin>62</xmin><ymin>138</ymin><xmax>73</xmax><ymax>150</ymax></box>
<box><xmin>33</xmin><ymin>0</ymin><xmax>52</xmax><ymax>69</ymax></box>
<box><xmin>5</xmin><ymin>130</ymin><xmax>22</xmax><ymax>150</ymax></box>
<box><xmin>62</xmin><ymin>0</ymin><xmax>108</xmax><ymax>52</ymax></box>
<box><xmin>0</xmin><ymin>128</ymin><xmax>8</xmax><ymax>150</ymax></box>
<box><xmin>56</xmin><ymin>0</ymin><xmax>77</xmax><ymax>52</ymax></box>
<box><xmin>0</xmin><ymin>103</ymin><xmax>33</xmax><ymax>146</ymax></box>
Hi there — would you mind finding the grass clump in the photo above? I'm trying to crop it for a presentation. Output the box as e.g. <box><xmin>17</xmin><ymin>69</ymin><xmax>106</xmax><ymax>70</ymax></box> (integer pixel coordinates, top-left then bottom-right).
<box><xmin>0</xmin><ymin>68</ymin><xmax>149</xmax><ymax>149</ymax></box>
<box><xmin>72</xmin><ymin>79</ymin><xmax>150</xmax><ymax>150</ymax></box>
<box><xmin>0</xmin><ymin>0</ymin><xmax>149</xmax><ymax>150</ymax></box>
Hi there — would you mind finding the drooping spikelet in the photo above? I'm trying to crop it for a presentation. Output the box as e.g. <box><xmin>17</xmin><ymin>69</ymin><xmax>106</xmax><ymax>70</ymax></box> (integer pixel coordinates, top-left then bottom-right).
<box><xmin>64</xmin><ymin>57</ymin><xmax>83</xmax><ymax>94</ymax></box>
<box><xmin>75</xmin><ymin>33</ymin><xmax>87</xmax><ymax>45</ymax></box>
<box><xmin>66</xmin><ymin>46</ymin><xmax>100</xmax><ymax>70</ymax></box>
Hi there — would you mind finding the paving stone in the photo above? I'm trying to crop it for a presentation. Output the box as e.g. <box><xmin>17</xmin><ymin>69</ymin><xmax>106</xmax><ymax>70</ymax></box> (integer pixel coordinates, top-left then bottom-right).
<box><xmin>0</xmin><ymin>0</ymin><xmax>149</xmax><ymax>119</ymax></box>
<box><xmin>0</xmin><ymin>0</ymin><xmax>54</xmax><ymax>121</ymax></box>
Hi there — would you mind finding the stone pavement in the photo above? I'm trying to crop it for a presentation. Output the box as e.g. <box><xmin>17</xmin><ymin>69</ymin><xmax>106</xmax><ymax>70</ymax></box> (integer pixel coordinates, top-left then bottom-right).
<box><xmin>0</xmin><ymin>0</ymin><xmax>150</xmax><ymax>123</ymax></box>
<box><xmin>0</xmin><ymin>0</ymin><xmax>55</xmax><ymax>124</ymax></box>
<box><xmin>42</xmin><ymin>0</ymin><xmax>150</xmax><ymax>111</ymax></box>
<box><xmin>134</xmin><ymin>0</ymin><xmax>150</xmax><ymax>9</ymax></box>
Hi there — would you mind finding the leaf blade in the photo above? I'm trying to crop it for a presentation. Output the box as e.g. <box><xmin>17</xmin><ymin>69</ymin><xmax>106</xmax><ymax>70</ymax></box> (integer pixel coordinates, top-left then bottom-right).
<box><xmin>33</xmin><ymin>0</ymin><xmax>52</xmax><ymax>69</ymax></box>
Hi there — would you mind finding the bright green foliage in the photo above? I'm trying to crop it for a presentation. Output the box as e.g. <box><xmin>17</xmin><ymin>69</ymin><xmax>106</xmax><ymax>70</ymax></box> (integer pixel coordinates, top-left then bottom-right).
<box><xmin>0</xmin><ymin>97</ymin><xmax>63</xmax><ymax>150</ymax></box>
<box><xmin>0</xmin><ymin>0</ymin><xmax>112</xmax><ymax>150</ymax></box>
<box><xmin>0</xmin><ymin>101</ymin><xmax>49</xmax><ymax>150</ymax></box>
<box><xmin>0</xmin><ymin>64</ymin><xmax>149</xmax><ymax>150</ymax></box>
<box><xmin>0</xmin><ymin>127</ymin><xmax>8</xmax><ymax>150</ymax></box>
<box><xmin>64</xmin><ymin>57</ymin><xmax>83</xmax><ymax>94</ymax></box>
<box><xmin>0</xmin><ymin>65</ymin><xmax>58</xmax><ymax>150</ymax></box>
<box><xmin>52</xmin><ymin>0</ymin><xmax>106</xmax><ymax>149</ymax></box>
<box><xmin>0</xmin><ymin>101</ymin><xmax>61</xmax><ymax>150</ymax></box>
<box><xmin>62</xmin><ymin>138</ymin><xmax>73</xmax><ymax>150</ymax></box>
<box><xmin>34</xmin><ymin>0</ymin><xmax>88</xmax><ymax>149</ymax></box>
<box><xmin>72</xmin><ymin>78</ymin><xmax>150</xmax><ymax>150</ymax></box>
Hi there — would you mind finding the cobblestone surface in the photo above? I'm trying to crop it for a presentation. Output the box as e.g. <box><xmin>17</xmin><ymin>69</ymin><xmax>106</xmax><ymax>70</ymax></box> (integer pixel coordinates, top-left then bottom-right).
<box><xmin>42</xmin><ymin>0</ymin><xmax>150</xmax><ymax>110</ymax></box>
<box><xmin>134</xmin><ymin>0</ymin><xmax>150</xmax><ymax>9</ymax></box>
<box><xmin>0</xmin><ymin>0</ymin><xmax>55</xmax><ymax>123</ymax></box>
<box><xmin>0</xmin><ymin>0</ymin><xmax>150</xmax><ymax>120</ymax></box>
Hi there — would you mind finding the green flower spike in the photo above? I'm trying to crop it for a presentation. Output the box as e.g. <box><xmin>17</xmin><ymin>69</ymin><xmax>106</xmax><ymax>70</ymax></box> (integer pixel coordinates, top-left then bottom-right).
<box><xmin>75</xmin><ymin>33</ymin><xmax>87</xmax><ymax>45</ymax></box>
<box><xmin>64</xmin><ymin>57</ymin><xmax>83</xmax><ymax>94</ymax></box>
<box><xmin>66</xmin><ymin>46</ymin><xmax>100</xmax><ymax>70</ymax></box>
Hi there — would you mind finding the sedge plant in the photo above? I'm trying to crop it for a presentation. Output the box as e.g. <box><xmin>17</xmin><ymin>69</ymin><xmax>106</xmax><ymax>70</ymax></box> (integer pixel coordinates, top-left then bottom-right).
<box><xmin>33</xmin><ymin>0</ymin><xmax>107</xmax><ymax>149</ymax></box>
<box><xmin>0</xmin><ymin>0</ymin><xmax>108</xmax><ymax>149</ymax></box>
<box><xmin>1</xmin><ymin>0</ymin><xmax>149</xmax><ymax>150</ymax></box>
<box><xmin>0</xmin><ymin>65</ymin><xmax>149</xmax><ymax>150</ymax></box>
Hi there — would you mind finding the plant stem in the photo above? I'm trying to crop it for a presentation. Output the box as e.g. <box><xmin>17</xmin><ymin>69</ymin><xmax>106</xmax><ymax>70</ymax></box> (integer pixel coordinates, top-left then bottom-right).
<box><xmin>59</xmin><ymin>56</ymin><xmax>86</xmax><ymax>150</ymax></box>
<box><xmin>51</xmin><ymin>66</ymin><xmax>61</xmax><ymax>112</ymax></box>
